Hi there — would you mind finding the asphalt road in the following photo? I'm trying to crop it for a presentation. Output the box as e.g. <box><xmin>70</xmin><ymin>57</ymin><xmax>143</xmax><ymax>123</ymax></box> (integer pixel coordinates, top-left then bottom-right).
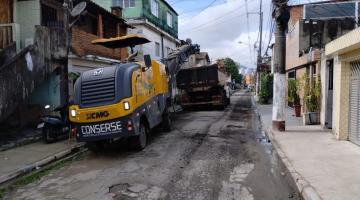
<box><xmin>6</xmin><ymin>92</ymin><xmax>299</xmax><ymax>200</ymax></box>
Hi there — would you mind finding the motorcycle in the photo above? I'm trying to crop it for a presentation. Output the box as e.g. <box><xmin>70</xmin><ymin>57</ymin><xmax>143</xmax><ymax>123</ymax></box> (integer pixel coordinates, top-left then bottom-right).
<box><xmin>37</xmin><ymin>105</ymin><xmax>70</xmax><ymax>143</ymax></box>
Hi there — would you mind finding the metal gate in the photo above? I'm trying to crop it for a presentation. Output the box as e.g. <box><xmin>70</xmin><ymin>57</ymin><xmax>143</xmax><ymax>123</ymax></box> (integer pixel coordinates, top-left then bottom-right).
<box><xmin>349</xmin><ymin>61</ymin><xmax>360</xmax><ymax>145</ymax></box>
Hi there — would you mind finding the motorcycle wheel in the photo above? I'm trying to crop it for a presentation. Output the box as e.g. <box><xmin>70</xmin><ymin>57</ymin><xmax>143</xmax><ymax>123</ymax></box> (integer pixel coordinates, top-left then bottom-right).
<box><xmin>42</xmin><ymin>127</ymin><xmax>55</xmax><ymax>143</ymax></box>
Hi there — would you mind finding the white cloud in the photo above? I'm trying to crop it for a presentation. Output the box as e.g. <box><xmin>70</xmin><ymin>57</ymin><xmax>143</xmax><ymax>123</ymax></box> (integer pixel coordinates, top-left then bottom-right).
<box><xmin>178</xmin><ymin>0</ymin><xmax>273</xmax><ymax>68</ymax></box>
<box><xmin>177</xmin><ymin>0</ymin><xmax>329</xmax><ymax>68</ymax></box>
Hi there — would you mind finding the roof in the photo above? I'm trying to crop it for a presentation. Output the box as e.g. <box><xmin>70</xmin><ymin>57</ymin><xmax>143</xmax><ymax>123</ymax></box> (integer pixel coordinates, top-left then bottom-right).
<box><xmin>288</xmin><ymin>0</ymin><xmax>351</xmax><ymax>7</ymax></box>
<box><xmin>162</xmin><ymin>0</ymin><xmax>179</xmax><ymax>16</ymax></box>
<box><xmin>92</xmin><ymin>34</ymin><xmax>151</xmax><ymax>48</ymax></box>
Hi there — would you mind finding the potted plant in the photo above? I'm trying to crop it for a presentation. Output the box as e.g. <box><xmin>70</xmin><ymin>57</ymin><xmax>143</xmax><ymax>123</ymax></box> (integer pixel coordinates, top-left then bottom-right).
<box><xmin>303</xmin><ymin>73</ymin><xmax>321</xmax><ymax>125</ymax></box>
<box><xmin>288</xmin><ymin>79</ymin><xmax>301</xmax><ymax>117</ymax></box>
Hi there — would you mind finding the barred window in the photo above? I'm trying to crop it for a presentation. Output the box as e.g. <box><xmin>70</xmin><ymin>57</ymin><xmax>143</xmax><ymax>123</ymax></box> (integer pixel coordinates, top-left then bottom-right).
<box><xmin>113</xmin><ymin>0</ymin><xmax>135</xmax><ymax>8</ymax></box>
<box><xmin>167</xmin><ymin>12</ymin><xmax>173</xmax><ymax>27</ymax></box>
<box><xmin>151</xmin><ymin>0</ymin><xmax>159</xmax><ymax>17</ymax></box>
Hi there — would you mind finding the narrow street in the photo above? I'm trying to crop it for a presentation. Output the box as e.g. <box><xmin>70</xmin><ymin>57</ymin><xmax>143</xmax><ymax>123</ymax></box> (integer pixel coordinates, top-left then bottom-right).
<box><xmin>6</xmin><ymin>92</ymin><xmax>298</xmax><ymax>200</ymax></box>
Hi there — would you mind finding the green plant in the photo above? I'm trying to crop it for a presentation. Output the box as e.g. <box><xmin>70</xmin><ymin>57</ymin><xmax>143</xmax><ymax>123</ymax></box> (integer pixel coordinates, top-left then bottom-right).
<box><xmin>221</xmin><ymin>57</ymin><xmax>243</xmax><ymax>83</ymax></box>
<box><xmin>303</xmin><ymin>73</ymin><xmax>321</xmax><ymax>112</ymax></box>
<box><xmin>288</xmin><ymin>79</ymin><xmax>300</xmax><ymax>105</ymax></box>
<box><xmin>259</xmin><ymin>73</ymin><xmax>273</xmax><ymax>104</ymax></box>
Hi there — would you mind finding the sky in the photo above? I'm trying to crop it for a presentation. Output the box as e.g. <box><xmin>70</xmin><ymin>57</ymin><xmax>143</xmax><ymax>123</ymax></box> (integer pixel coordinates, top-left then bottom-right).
<box><xmin>168</xmin><ymin>0</ymin><xmax>327</xmax><ymax>69</ymax></box>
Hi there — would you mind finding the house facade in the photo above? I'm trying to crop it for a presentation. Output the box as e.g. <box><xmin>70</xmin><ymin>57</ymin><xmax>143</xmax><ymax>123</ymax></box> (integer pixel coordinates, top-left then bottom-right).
<box><xmin>94</xmin><ymin>0</ymin><xmax>179</xmax><ymax>61</ymax></box>
<box><xmin>285</xmin><ymin>1</ymin><xmax>359</xmax><ymax>126</ymax></box>
<box><xmin>0</xmin><ymin>0</ymin><xmax>129</xmax><ymax>125</ymax></box>
<box><xmin>325</xmin><ymin>27</ymin><xmax>360</xmax><ymax>145</ymax></box>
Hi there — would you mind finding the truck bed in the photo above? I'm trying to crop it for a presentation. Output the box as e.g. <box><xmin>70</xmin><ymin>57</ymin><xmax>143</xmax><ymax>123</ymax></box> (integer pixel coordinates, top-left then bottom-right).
<box><xmin>177</xmin><ymin>64</ymin><xmax>225</xmax><ymax>90</ymax></box>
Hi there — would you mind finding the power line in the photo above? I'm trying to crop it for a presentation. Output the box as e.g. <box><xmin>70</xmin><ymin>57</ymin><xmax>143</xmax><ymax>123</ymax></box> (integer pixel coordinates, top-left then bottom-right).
<box><xmin>178</xmin><ymin>0</ymin><xmax>226</xmax><ymax>16</ymax></box>
<box><xmin>181</xmin><ymin>2</ymin><xmax>246</xmax><ymax>32</ymax></box>
<box><xmin>245</xmin><ymin>0</ymin><xmax>254</xmax><ymax>66</ymax></box>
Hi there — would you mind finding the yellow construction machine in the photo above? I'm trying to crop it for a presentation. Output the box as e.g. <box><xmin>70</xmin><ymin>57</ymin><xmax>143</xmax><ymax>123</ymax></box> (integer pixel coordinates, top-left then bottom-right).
<box><xmin>68</xmin><ymin>35</ymin><xmax>172</xmax><ymax>150</ymax></box>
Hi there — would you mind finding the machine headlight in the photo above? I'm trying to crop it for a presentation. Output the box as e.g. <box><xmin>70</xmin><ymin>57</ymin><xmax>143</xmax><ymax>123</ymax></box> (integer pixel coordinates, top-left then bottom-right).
<box><xmin>124</xmin><ymin>102</ymin><xmax>130</xmax><ymax>110</ymax></box>
<box><xmin>71</xmin><ymin>110</ymin><xmax>76</xmax><ymax>117</ymax></box>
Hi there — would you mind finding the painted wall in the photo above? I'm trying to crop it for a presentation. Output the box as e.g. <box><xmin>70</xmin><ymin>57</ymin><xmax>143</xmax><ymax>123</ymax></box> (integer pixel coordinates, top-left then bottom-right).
<box><xmin>94</xmin><ymin>0</ymin><xmax>178</xmax><ymax>38</ymax></box>
<box><xmin>15</xmin><ymin>0</ymin><xmax>41</xmax><ymax>49</ymax></box>
<box><xmin>128</xmin><ymin>24</ymin><xmax>176</xmax><ymax>61</ymax></box>
<box><xmin>142</xmin><ymin>0</ymin><xmax>178</xmax><ymax>38</ymax></box>
<box><xmin>0</xmin><ymin>27</ymin><xmax>66</xmax><ymax>125</ymax></box>
<box><xmin>122</xmin><ymin>0</ymin><xmax>143</xmax><ymax>19</ymax></box>
<box><xmin>29</xmin><ymin>74</ymin><xmax>61</xmax><ymax>107</ymax></box>
<box><xmin>286</xmin><ymin>20</ymin><xmax>300</xmax><ymax>71</ymax></box>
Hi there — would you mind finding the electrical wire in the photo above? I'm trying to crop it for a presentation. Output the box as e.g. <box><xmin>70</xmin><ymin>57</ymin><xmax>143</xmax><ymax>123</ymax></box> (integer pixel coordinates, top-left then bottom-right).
<box><xmin>245</xmin><ymin>0</ymin><xmax>254</xmax><ymax>67</ymax></box>
<box><xmin>181</xmin><ymin>2</ymin><xmax>247</xmax><ymax>32</ymax></box>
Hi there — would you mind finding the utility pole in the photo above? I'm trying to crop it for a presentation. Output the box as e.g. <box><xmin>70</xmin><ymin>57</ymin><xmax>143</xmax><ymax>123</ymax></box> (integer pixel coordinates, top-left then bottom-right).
<box><xmin>272</xmin><ymin>0</ymin><xmax>289</xmax><ymax>131</ymax></box>
<box><xmin>256</xmin><ymin>0</ymin><xmax>263</xmax><ymax>96</ymax></box>
<box><xmin>61</xmin><ymin>0</ymin><xmax>71</xmax><ymax>107</ymax></box>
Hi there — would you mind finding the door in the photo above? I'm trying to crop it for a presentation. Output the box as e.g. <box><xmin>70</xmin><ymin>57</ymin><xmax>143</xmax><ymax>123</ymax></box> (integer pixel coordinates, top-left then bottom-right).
<box><xmin>325</xmin><ymin>60</ymin><xmax>333</xmax><ymax>129</ymax></box>
<box><xmin>349</xmin><ymin>61</ymin><xmax>360</xmax><ymax>145</ymax></box>
<box><xmin>0</xmin><ymin>0</ymin><xmax>13</xmax><ymax>49</ymax></box>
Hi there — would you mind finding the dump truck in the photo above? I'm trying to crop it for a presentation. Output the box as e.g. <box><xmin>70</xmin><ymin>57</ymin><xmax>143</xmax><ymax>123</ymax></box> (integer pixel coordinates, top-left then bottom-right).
<box><xmin>175</xmin><ymin>52</ymin><xmax>231</xmax><ymax>110</ymax></box>
<box><xmin>68</xmin><ymin>35</ymin><xmax>172</xmax><ymax>150</ymax></box>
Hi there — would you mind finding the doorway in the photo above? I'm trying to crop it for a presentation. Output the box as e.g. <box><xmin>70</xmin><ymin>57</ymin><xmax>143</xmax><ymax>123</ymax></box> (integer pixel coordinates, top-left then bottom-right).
<box><xmin>325</xmin><ymin>59</ymin><xmax>333</xmax><ymax>129</ymax></box>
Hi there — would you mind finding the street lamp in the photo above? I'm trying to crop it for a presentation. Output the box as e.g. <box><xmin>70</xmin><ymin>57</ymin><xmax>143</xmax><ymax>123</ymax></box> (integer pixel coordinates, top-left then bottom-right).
<box><xmin>238</xmin><ymin>41</ymin><xmax>259</xmax><ymax>49</ymax></box>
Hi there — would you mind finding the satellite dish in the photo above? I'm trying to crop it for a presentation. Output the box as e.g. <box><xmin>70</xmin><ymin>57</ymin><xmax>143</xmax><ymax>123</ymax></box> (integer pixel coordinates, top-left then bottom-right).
<box><xmin>70</xmin><ymin>2</ymin><xmax>87</xmax><ymax>17</ymax></box>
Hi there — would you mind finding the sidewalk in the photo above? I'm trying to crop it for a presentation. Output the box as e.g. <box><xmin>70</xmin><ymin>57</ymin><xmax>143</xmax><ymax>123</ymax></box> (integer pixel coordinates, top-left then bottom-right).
<box><xmin>258</xmin><ymin>104</ymin><xmax>360</xmax><ymax>200</ymax></box>
<box><xmin>0</xmin><ymin>139</ymin><xmax>84</xmax><ymax>184</ymax></box>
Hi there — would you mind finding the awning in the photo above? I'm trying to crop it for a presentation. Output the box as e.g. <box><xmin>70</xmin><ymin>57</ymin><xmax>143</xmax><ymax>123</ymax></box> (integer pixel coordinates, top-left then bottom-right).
<box><xmin>91</xmin><ymin>34</ymin><xmax>151</xmax><ymax>49</ymax></box>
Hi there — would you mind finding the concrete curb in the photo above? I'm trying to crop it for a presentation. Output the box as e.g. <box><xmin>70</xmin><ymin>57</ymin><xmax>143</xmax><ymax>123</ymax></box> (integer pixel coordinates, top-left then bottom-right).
<box><xmin>265</xmin><ymin>127</ymin><xmax>323</xmax><ymax>200</ymax></box>
<box><xmin>253</xmin><ymin>97</ymin><xmax>323</xmax><ymax>200</ymax></box>
<box><xmin>0</xmin><ymin>142</ymin><xmax>85</xmax><ymax>185</ymax></box>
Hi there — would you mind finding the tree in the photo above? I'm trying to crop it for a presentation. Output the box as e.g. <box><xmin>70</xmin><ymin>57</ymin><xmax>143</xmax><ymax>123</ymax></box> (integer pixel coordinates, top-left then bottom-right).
<box><xmin>220</xmin><ymin>57</ymin><xmax>243</xmax><ymax>83</ymax></box>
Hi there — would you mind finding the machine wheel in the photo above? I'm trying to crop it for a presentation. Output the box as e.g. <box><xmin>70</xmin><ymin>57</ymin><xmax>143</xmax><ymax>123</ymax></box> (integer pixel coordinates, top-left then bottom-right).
<box><xmin>129</xmin><ymin>121</ymin><xmax>148</xmax><ymax>150</ymax></box>
<box><xmin>219</xmin><ymin>93</ymin><xmax>227</xmax><ymax>110</ymax></box>
<box><xmin>42</xmin><ymin>127</ymin><xmax>54</xmax><ymax>144</ymax></box>
<box><xmin>86</xmin><ymin>142</ymin><xmax>105</xmax><ymax>152</ymax></box>
<box><xmin>161</xmin><ymin>107</ymin><xmax>172</xmax><ymax>132</ymax></box>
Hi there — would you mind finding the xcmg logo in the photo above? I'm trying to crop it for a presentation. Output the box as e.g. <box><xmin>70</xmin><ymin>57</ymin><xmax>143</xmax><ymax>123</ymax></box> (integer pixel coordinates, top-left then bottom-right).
<box><xmin>86</xmin><ymin>111</ymin><xmax>110</xmax><ymax>120</ymax></box>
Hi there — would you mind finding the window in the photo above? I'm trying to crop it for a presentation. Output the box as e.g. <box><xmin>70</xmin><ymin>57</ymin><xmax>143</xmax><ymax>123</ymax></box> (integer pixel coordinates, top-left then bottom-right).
<box><xmin>305</xmin><ymin>2</ymin><xmax>356</xmax><ymax>19</ymax></box>
<box><xmin>167</xmin><ymin>12</ymin><xmax>173</xmax><ymax>27</ymax></box>
<box><xmin>155</xmin><ymin>42</ymin><xmax>160</xmax><ymax>57</ymax></box>
<box><xmin>151</xmin><ymin>0</ymin><xmax>159</xmax><ymax>17</ymax></box>
<box><xmin>41</xmin><ymin>3</ymin><xmax>60</xmax><ymax>27</ymax></box>
<box><xmin>288</xmin><ymin>70</ymin><xmax>296</xmax><ymax>79</ymax></box>
<box><xmin>113</xmin><ymin>0</ymin><xmax>135</xmax><ymax>8</ymax></box>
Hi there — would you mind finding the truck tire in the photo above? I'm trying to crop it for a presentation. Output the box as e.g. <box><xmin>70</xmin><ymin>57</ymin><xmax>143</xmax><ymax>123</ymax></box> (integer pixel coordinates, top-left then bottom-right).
<box><xmin>161</xmin><ymin>107</ymin><xmax>172</xmax><ymax>132</ymax></box>
<box><xmin>218</xmin><ymin>93</ymin><xmax>226</xmax><ymax>110</ymax></box>
<box><xmin>130</xmin><ymin>121</ymin><xmax>147</xmax><ymax>150</ymax></box>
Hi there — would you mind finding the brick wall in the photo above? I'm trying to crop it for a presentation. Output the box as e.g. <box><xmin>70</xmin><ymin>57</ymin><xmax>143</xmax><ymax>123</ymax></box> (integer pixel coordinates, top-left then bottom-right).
<box><xmin>71</xmin><ymin>27</ymin><xmax>127</xmax><ymax>61</ymax></box>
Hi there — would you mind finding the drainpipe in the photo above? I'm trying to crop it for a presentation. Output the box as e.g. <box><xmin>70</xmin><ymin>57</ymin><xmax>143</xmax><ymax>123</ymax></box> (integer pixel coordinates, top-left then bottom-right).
<box><xmin>356</xmin><ymin>2</ymin><xmax>359</xmax><ymax>28</ymax></box>
<box><xmin>161</xmin><ymin>34</ymin><xmax>164</xmax><ymax>60</ymax></box>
